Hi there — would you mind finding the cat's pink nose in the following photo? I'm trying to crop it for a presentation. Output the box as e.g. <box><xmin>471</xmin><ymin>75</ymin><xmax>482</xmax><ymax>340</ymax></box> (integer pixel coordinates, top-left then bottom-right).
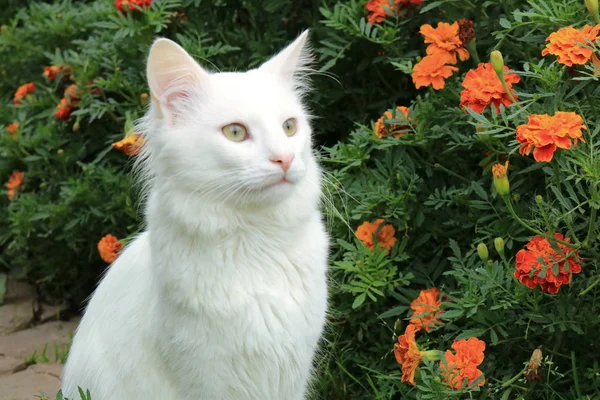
<box><xmin>270</xmin><ymin>153</ymin><xmax>295</xmax><ymax>173</ymax></box>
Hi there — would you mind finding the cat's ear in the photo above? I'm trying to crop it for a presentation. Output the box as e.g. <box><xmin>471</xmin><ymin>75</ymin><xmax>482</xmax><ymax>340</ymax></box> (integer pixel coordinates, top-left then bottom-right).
<box><xmin>259</xmin><ymin>30</ymin><xmax>312</xmax><ymax>87</ymax></box>
<box><xmin>147</xmin><ymin>38</ymin><xmax>207</xmax><ymax>122</ymax></box>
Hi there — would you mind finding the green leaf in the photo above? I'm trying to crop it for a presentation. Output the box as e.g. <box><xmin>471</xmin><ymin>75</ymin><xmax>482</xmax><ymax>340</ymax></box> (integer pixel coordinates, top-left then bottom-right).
<box><xmin>352</xmin><ymin>293</ymin><xmax>367</xmax><ymax>309</ymax></box>
<box><xmin>440</xmin><ymin>309</ymin><xmax>464</xmax><ymax>320</ymax></box>
<box><xmin>499</xmin><ymin>18</ymin><xmax>512</xmax><ymax>28</ymax></box>
<box><xmin>378</xmin><ymin>305</ymin><xmax>408</xmax><ymax>319</ymax></box>
<box><xmin>455</xmin><ymin>328</ymin><xmax>487</xmax><ymax>339</ymax></box>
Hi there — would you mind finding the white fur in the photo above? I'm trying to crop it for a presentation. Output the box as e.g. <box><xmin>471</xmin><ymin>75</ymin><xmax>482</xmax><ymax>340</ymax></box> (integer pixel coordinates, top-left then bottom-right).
<box><xmin>61</xmin><ymin>31</ymin><xmax>329</xmax><ymax>400</ymax></box>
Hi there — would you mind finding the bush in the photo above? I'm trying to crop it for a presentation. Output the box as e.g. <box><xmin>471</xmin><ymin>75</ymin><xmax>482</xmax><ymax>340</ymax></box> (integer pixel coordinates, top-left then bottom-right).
<box><xmin>3</xmin><ymin>0</ymin><xmax>600</xmax><ymax>399</ymax></box>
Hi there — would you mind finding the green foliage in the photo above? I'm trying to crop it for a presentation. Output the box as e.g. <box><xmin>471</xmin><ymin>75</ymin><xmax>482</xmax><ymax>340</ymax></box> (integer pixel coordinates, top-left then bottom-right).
<box><xmin>2</xmin><ymin>0</ymin><xmax>600</xmax><ymax>399</ymax></box>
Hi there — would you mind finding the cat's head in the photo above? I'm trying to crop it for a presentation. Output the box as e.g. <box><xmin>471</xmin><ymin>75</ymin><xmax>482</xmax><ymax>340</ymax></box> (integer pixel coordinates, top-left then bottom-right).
<box><xmin>140</xmin><ymin>31</ymin><xmax>319</xmax><ymax>211</ymax></box>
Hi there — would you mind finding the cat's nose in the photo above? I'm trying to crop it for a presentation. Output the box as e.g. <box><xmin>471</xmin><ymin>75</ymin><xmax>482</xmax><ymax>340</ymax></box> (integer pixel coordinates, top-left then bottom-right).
<box><xmin>270</xmin><ymin>153</ymin><xmax>295</xmax><ymax>173</ymax></box>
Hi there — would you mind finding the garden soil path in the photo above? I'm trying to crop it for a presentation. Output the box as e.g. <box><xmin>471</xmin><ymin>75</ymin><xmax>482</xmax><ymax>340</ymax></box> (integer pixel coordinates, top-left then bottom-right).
<box><xmin>0</xmin><ymin>280</ymin><xmax>79</xmax><ymax>400</ymax></box>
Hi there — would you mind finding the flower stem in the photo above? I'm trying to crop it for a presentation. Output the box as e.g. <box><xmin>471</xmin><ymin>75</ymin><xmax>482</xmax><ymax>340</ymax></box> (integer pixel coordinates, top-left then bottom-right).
<box><xmin>502</xmin><ymin>196</ymin><xmax>581</xmax><ymax>249</ymax></box>
<box><xmin>498</xmin><ymin>74</ymin><xmax>518</xmax><ymax>105</ymax></box>
<box><xmin>584</xmin><ymin>184</ymin><xmax>598</xmax><ymax>248</ymax></box>
<box><xmin>579</xmin><ymin>273</ymin><xmax>600</xmax><ymax>296</ymax></box>
<box><xmin>466</xmin><ymin>40</ymin><xmax>480</xmax><ymax>64</ymax></box>
<box><xmin>501</xmin><ymin>367</ymin><xmax>527</xmax><ymax>388</ymax></box>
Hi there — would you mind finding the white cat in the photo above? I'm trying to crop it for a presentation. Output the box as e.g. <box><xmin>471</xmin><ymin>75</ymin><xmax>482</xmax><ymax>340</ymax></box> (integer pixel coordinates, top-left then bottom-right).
<box><xmin>61</xmin><ymin>31</ymin><xmax>329</xmax><ymax>400</ymax></box>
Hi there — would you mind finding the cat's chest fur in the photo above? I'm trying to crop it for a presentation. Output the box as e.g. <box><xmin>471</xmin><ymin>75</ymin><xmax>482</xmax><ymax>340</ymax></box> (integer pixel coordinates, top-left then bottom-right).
<box><xmin>149</xmin><ymin>214</ymin><xmax>328</xmax><ymax>396</ymax></box>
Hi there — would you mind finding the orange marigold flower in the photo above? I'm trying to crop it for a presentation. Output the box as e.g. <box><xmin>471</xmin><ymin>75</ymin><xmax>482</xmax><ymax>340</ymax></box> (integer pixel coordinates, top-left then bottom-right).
<box><xmin>542</xmin><ymin>25</ymin><xmax>600</xmax><ymax>67</ymax></box>
<box><xmin>412</xmin><ymin>54</ymin><xmax>459</xmax><ymax>90</ymax></box>
<box><xmin>115</xmin><ymin>0</ymin><xmax>152</xmax><ymax>12</ymax></box>
<box><xmin>374</xmin><ymin>106</ymin><xmax>412</xmax><ymax>138</ymax></box>
<box><xmin>420</xmin><ymin>22</ymin><xmax>470</xmax><ymax>64</ymax></box>
<box><xmin>54</xmin><ymin>98</ymin><xmax>75</xmax><ymax>121</ymax></box>
<box><xmin>6</xmin><ymin>171</ymin><xmax>24</xmax><ymax>200</ymax></box>
<box><xmin>514</xmin><ymin>233</ymin><xmax>582</xmax><ymax>294</ymax></box>
<box><xmin>394</xmin><ymin>324</ymin><xmax>422</xmax><ymax>385</ymax></box>
<box><xmin>409</xmin><ymin>288</ymin><xmax>442</xmax><ymax>332</ymax></box>
<box><xmin>112</xmin><ymin>133</ymin><xmax>145</xmax><ymax>156</ymax></box>
<box><xmin>365</xmin><ymin>0</ymin><xmax>423</xmax><ymax>23</ymax></box>
<box><xmin>516</xmin><ymin>112</ymin><xmax>585</xmax><ymax>162</ymax></box>
<box><xmin>5</xmin><ymin>122</ymin><xmax>19</xmax><ymax>136</ymax></box>
<box><xmin>457</xmin><ymin>19</ymin><xmax>476</xmax><ymax>46</ymax></box>
<box><xmin>98</xmin><ymin>234</ymin><xmax>124</xmax><ymax>264</ymax></box>
<box><xmin>355</xmin><ymin>219</ymin><xmax>397</xmax><ymax>254</ymax></box>
<box><xmin>64</xmin><ymin>84</ymin><xmax>83</xmax><ymax>103</ymax></box>
<box><xmin>441</xmin><ymin>337</ymin><xmax>486</xmax><ymax>390</ymax></box>
<box><xmin>43</xmin><ymin>65</ymin><xmax>69</xmax><ymax>81</ymax></box>
<box><xmin>460</xmin><ymin>62</ymin><xmax>520</xmax><ymax>113</ymax></box>
<box><xmin>13</xmin><ymin>82</ymin><xmax>36</xmax><ymax>105</ymax></box>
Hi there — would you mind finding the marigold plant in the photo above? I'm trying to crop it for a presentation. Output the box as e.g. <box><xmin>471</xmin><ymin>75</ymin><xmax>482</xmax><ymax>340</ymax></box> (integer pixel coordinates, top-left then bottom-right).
<box><xmin>460</xmin><ymin>62</ymin><xmax>520</xmax><ymax>112</ymax></box>
<box><xmin>542</xmin><ymin>25</ymin><xmax>600</xmax><ymax>66</ymax></box>
<box><xmin>516</xmin><ymin>112</ymin><xmax>586</xmax><ymax>162</ymax></box>
<box><xmin>355</xmin><ymin>219</ymin><xmax>397</xmax><ymax>253</ymax></box>
<box><xmin>441</xmin><ymin>338</ymin><xmax>486</xmax><ymax>389</ymax></box>
<box><xmin>97</xmin><ymin>234</ymin><xmax>124</xmax><ymax>264</ymax></box>
<box><xmin>393</xmin><ymin>324</ymin><xmax>423</xmax><ymax>385</ymax></box>
<box><xmin>409</xmin><ymin>288</ymin><xmax>442</xmax><ymax>332</ymax></box>
<box><xmin>373</xmin><ymin>106</ymin><xmax>412</xmax><ymax>138</ymax></box>
<box><xmin>514</xmin><ymin>233</ymin><xmax>582</xmax><ymax>294</ymax></box>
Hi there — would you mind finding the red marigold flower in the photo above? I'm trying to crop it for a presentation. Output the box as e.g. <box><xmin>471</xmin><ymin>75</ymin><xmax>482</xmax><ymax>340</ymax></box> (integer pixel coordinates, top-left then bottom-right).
<box><xmin>43</xmin><ymin>65</ymin><xmax>69</xmax><ymax>81</ymax></box>
<box><xmin>514</xmin><ymin>233</ymin><xmax>582</xmax><ymax>294</ymax></box>
<box><xmin>54</xmin><ymin>98</ymin><xmax>75</xmax><ymax>121</ymax></box>
<box><xmin>420</xmin><ymin>22</ymin><xmax>470</xmax><ymax>64</ymax></box>
<box><xmin>542</xmin><ymin>25</ymin><xmax>600</xmax><ymax>67</ymax></box>
<box><xmin>441</xmin><ymin>337</ymin><xmax>486</xmax><ymax>390</ymax></box>
<box><xmin>98</xmin><ymin>234</ymin><xmax>124</xmax><ymax>264</ymax></box>
<box><xmin>516</xmin><ymin>112</ymin><xmax>585</xmax><ymax>162</ymax></box>
<box><xmin>5</xmin><ymin>122</ymin><xmax>19</xmax><ymax>136</ymax></box>
<box><xmin>64</xmin><ymin>84</ymin><xmax>82</xmax><ymax>103</ymax></box>
<box><xmin>394</xmin><ymin>324</ymin><xmax>422</xmax><ymax>385</ymax></box>
<box><xmin>355</xmin><ymin>219</ymin><xmax>397</xmax><ymax>254</ymax></box>
<box><xmin>374</xmin><ymin>106</ymin><xmax>412</xmax><ymax>138</ymax></box>
<box><xmin>460</xmin><ymin>62</ymin><xmax>520</xmax><ymax>113</ymax></box>
<box><xmin>13</xmin><ymin>82</ymin><xmax>36</xmax><ymax>105</ymax></box>
<box><xmin>457</xmin><ymin>19</ymin><xmax>476</xmax><ymax>46</ymax></box>
<box><xmin>412</xmin><ymin>53</ymin><xmax>459</xmax><ymax>90</ymax></box>
<box><xmin>5</xmin><ymin>170</ymin><xmax>24</xmax><ymax>200</ymax></box>
<box><xmin>112</xmin><ymin>133</ymin><xmax>145</xmax><ymax>156</ymax></box>
<box><xmin>365</xmin><ymin>0</ymin><xmax>423</xmax><ymax>23</ymax></box>
<box><xmin>409</xmin><ymin>288</ymin><xmax>442</xmax><ymax>332</ymax></box>
<box><xmin>115</xmin><ymin>0</ymin><xmax>152</xmax><ymax>13</ymax></box>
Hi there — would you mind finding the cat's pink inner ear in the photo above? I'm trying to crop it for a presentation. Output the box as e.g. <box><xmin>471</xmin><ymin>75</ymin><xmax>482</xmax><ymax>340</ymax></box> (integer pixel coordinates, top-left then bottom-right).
<box><xmin>259</xmin><ymin>30</ymin><xmax>312</xmax><ymax>84</ymax></box>
<box><xmin>146</xmin><ymin>38</ymin><xmax>206</xmax><ymax>121</ymax></box>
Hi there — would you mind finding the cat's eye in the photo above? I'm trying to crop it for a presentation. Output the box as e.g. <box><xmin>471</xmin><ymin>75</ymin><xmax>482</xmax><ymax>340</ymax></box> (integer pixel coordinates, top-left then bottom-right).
<box><xmin>283</xmin><ymin>118</ymin><xmax>297</xmax><ymax>137</ymax></box>
<box><xmin>222</xmin><ymin>123</ymin><xmax>248</xmax><ymax>142</ymax></box>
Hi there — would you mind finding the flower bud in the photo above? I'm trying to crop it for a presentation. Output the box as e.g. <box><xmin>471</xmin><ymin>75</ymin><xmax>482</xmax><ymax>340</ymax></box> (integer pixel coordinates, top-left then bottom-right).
<box><xmin>72</xmin><ymin>121</ymin><xmax>80</xmax><ymax>131</ymax></box>
<box><xmin>586</xmin><ymin>0</ymin><xmax>599</xmax><ymax>23</ymax></box>
<box><xmin>477</xmin><ymin>243</ymin><xmax>489</xmax><ymax>262</ymax></box>
<box><xmin>394</xmin><ymin>319</ymin><xmax>403</xmax><ymax>334</ymax></box>
<box><xmin>57</xmin><ymin>149</ymin><xmax>64</xmax><ymax>156</ymax></box>
<box><xmin>492</xmin><ymin>161</ymin><xmax>510</xmax><ymax>196</ymax></box>
<box><xmin>494</xmin><ymin>237</ymin><xmax>505</xmax><ymax>255</ymax></box>
<box><xmin>535</xmin><ymin>195</ymin><xmax>543</xmax><ymax>205</ymax></box>
<box><xmin>490</xmin><ymin>50</ymin><xmax>505</xmax><ymax>77</ymax></box>
<box><xmin>140</xmin><ymin>93</ymin><xmax>149</xmax><ymax>102</ymax></box>
<box><xmin>512</xmin><ymin>193</ymin><xmax>520</xmax><ymax>202</ymax></box>
<box><xmin>525</xmin><ymin>346</ymin><xmax>543</xmax><ymax>382</ymax></box>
